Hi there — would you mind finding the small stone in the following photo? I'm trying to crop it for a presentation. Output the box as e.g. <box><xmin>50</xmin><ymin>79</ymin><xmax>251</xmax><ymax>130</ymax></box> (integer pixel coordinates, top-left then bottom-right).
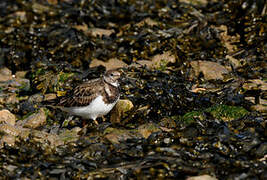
<box><xmin>31</xmin><ymin>130</ymin><xmax>64</xmax><ymax>148</ymax></box>
<box><xmin>250</xmin><ymin>104</ymin><xmax>267</xmax><ymax>113</ymax></box>
<box><xmin>189</xmin><ymin>61</ymin><xmax>229</xmax><ymax>81</ymax></box>
<box><xmin>15</xmin><ymin>71</ymin><xmax>27</xmax><ymax>78</ymax></box>
<box><xmin>135</xmin><ymin>18</ymin><xmax>158</xmax><ymax>27</ymax></box>
<box><xmin>226</xmin><ymin>55</ymin><xmax>241</xmax><ymax>69</ymax></box>
<box><xmin>90</xmin><ymin>58</ymin><xmax>127</xmax><ymax>70</ymax></box>
<box><xmin>136</xmin><ymin>51</ymin><xmax>176</xmax><ymax>70</ymax></box>
<box><xmin>11</xmin><ymin>78</ymin><xmax>31</xmax><ymax>91</ymax></box>
<box><xmin>28</xmin><ymin>93</ymin><xmax>44</xmax><ymax>103</ymax></box>
<box><xmin>187</xmin><ymin>175</ymin><xmax>218</xmax><ymax>180</ymax></box>
<box><xmin>3</xmin><ymin>164</ymin><xmax>17</xmax><ymax>172</ymax></box>
<box><xmin>0</xmin><ymin>109</ymin><xmax>16</xmax><ymax>126</ymax></box>
<box><xmin>74</xmin><ymin>24</ymin><xmax>115</xmax><ymax>37</ymax></box>
<box><xmin>88</xmin><ymin>28</ymin><xmax>115</xmax><ymax>37</ymax></box>
<box><xmin>110</xmin><ymin>99</ymin><xmax>134</xmax><ymax>124</ymax></box>
<box><xmin>138</xmin><ymin>123</ymin><xmax>161</xmax><ymax>139</ymax></box>
<box><xmin>0</xmin><ymin>123</ymin><xmax>21</xmax><ymax>136</ymax></box>
<box><xmin>243</xmin><ymin>79</ymin><xmax>267</xmax><ymax>91</ymax></box>
<box><xmin>58</xmin><ymin>128</ymin><xmax>81</xmax><ymax>144</ymax></box>
<box><xmin>0</xmin><ymin>67</ymin><xmax>12</xmax><ymax>82</ymax></box>
<box><xmin>23</xmin><ymin>108</ymin><xmax>47</xmax><ymax>129</ymax></box>
<box><xmin>0</xmin><ymin>134</ymin><xmax>16</xmax><ymax>148</ymax></box>
<box><xmin>163</xmin><ymin>138</ymin><xmax>171</xmax><ymax>144</ymax></box>
<box><xmin>44</xmin><ymin>93</ymin><xmax>57</xmax><ymax>101</ymax></box>
<box><xmin>104</xmin><ymin>127</ymin><xmax>141</xmax><ymax>144</ymax></box>
<box><xmin>5</xmin><ymin>93</ymin><xmax>19</xmax><ymax>104</ymax></box>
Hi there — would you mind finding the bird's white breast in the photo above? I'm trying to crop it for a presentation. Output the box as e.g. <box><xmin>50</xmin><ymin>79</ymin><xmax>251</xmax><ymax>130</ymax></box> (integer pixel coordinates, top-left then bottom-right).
<box><xmin>61</xmin><ymin>95</ymin><xmax>118</xmax><ymax>120</ymax></box>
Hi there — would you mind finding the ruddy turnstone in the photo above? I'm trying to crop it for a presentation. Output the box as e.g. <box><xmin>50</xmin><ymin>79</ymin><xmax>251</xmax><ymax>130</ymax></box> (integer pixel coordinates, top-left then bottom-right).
<box><xmin>50</xmin><ymin>69</ymin><xmax>121</xmax><ymax>125</ymax></box>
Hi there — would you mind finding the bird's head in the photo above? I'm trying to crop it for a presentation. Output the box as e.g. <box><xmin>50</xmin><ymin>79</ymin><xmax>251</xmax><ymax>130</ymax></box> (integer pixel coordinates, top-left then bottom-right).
<box><xmin>104</xmin><ymin>69</ymin><xmax>121</xmax><ymax>87</ymax></box>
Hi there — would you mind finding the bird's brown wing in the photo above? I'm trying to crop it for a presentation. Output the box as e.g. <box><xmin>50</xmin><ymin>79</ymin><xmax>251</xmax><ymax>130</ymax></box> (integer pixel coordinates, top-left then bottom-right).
<box><xmin>55</xmin><ymin>78</ymin><xmax>104</xmax><ymax>107</ymax></box>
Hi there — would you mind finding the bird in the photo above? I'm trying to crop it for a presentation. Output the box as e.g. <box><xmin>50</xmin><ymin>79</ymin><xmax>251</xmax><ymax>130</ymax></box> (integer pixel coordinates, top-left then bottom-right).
<box><xmin>49</xmin><ymin>69</ymin><xmax>121</xmax><ymax>125</ymax></box>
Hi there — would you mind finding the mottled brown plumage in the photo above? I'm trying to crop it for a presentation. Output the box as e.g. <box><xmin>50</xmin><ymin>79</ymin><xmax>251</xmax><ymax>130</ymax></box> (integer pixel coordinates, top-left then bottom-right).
<box><xmin>50</xmin><ymin>70</ymin><xmax>121</xmax><ymax>123</ymax></box>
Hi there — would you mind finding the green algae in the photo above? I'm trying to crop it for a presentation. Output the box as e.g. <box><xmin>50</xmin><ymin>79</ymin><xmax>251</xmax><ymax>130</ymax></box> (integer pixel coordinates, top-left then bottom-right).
<box><xmin>182</xmin><ymin>104</ymin><xmax>249</xmax><ymax>123</ymax></box>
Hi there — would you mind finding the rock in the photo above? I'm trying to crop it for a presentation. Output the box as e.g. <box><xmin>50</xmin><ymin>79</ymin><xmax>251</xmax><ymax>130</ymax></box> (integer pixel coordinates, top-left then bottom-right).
<box><xmin>0</xmin><ymin>68</ymin><xmax>30</xmax><ymax>92</ymax></box>
<box><xmin>250</xmin><ymin>104</ymin><xmax>267</xmax><ymax>113</ymax></box>
<box><xmin>215</xmin><ymin>25</ymin><xmax>240</xmax><ymax>54</ymax></box>
<box><xmin>58</xmin><ymin>128</ymin><xmax>81</xmax><ymax>144</ymax></box>
<box><xmin>0</xmin><ymin>109</ymin><xmax>16</xmax><ymax>126</ymax></box>
<box><xmin>136</xmin><ymin>51</ymin><xmax>176</xmax><ymax>70</ymax></box>
<box><xmin>22</xmin><ymin>108</ymin><xmax>47</xmax><ymax>129</ymax></box>
<box><xmin>10</xmin><ymin>78</ymin><xmax>31</xmax><ymax>91</ymax></box>
<box><xmin>0</xmin><ymin>135</ymin><xmax>16</xmax><ymax>148</ymax></box>
<box><xmin>44</xmin><ymin>93</ymin><xmax>57</xmax><ymax>101</ymax></box>
<box><xmin>28</xmin><ymin>93</ymin><xmax>44</xmax><ymax>103</ymax></box>
<box><xmin>15</xmin><ymin>71</ymin><xmax>27</xmax><ymax>78</ymax></box>
<box><xmin>47</xmin><ymin>0</ymin><xmax>58</xmax><ymax>5</ymax></box>
<box><xmin>5</xmin><ymin>93</ymin><xmax>19</xmax><ymax>104</ymax></box>
<box><xmin>179</xmin><ymin>0</ymin><xmax>208</xmax><ymax>6</ymax></box>
<box><xmin>159</xmin><ymin>117</ymin><xmax>176</xmax><ymax>128</ymax></box>
<box><xmin>31</xmin><ymin>130</ymin><xmax>64</xmax><ymax>148</ymax></box>
<box><xmin>189</xmin><ymin>61</ymin><xmax>229</xmax><ymax>81</ymax></box>
<box><xmin>138</xmin><ymin>123</ymin><xmax>161</xmax><ymax>139</ymax></box>
<box><xmin>0</xmin><ymin>123</ymin><xmax>22</xmax><ymax>136</ymax></box>
<box><xmin>90</xmin><ymin>58</ymin><xmax>127</xmax><ymax>70</ymax></box>
<box><xmin>110</xmin><ymin>99</ymin><xmax>134</xmax><ymax>124</ymax></box>
<box><xmin>73</xmin><ymin>23</ymin><xmax>115</xmax><ymax>37</ymax></box>
<box><xmin>135</xmin><ymin>18</ymin><xmax>158</xmax><ymax>27</ymax></box>
<box><xmin>226</xmin><ymin>55</ymin><xmax>242</xmax><ymax>69</ymax></box>
<box><xmin>104</xmin><ymin>127</ymin><xmax>141</xmax><ymax>144</ymax></box>
<box><xmin>187</xmin><ymin>175</ymin><xmax>218</xmax><ymax>180</ymax></box>
<box><xmin>243</xmin><ymin>79</ymin><xmax>267</xmax><ymax>91</ymax></box>
<box><xmin>88</xmin><ymin>28</ymin><xmax>115</xmax><ymax>37</ymax></box>
<box><xmin>0</xmin><ymin>67</ymin><xmax>12</xmax><ymax>82</ymax></box>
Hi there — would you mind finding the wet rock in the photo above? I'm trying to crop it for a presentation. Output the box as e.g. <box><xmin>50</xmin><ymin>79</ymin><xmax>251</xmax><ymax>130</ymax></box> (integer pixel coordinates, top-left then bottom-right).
<box><xmin>159</xmin><ymin>117</ymin><xmax>177</xmax><ymax>128</ymax></box>
<box><xmin>243</xmin><ymin>79</ymin><xmax>267</xmax><ymax>91</ymax></box>
<box><xmin>1</xmin><ymin>93</ymin><xmax>19</xmax><ymax>105</ymax></box>
<box><xmin>74</xmin><ymin>24</ymin><xmax>115</xmax><ymax>38</ymax></box>
<box><xmin>31</xmin><ymin>130</ymin><xmax>64</xmax><ymax>148</ymax></box>
<box><xmin>0</xmin><ymin>135</ymin><xmax>16</xmax><ymax>148</ymax></box>
<box><xmin>0</xmin><ymin>123</ymin><xmax>22</xmax><ymax>136</ymax></box>
<box><xmin>28</xmin><ymin>93</ymin><xmax>44</xmax><ymax>103</ymax></box>
<box><xmin>15</xmin><ymin>71</ymin><xmax>27</xmax><ymax>78</ymax></box>
<box><xmin>10</xmin><ymin>78</ymin><xmax>31</xmax><ymax>91</ymax></box>
<box><xmin>110</xmin><ymin>99</ymin><xmax>134</xmax><ymax>124</ymax></box>
<box><xmin>0</xmin><ymin>67</ymin><xmax>12</xmax><ymax>82</ymax></box>
<box><xmin>0</xmin><ymin>109</ymin><xmax>16</xmax><ymax>126</ymax></box>
<box><xmin>58</xmin><ymin>128</ymin><xmax>81</xmax><ymax>144</ymax></box>
<box><xmin>44</xmin><ymin>93</ymin><xmax>57</xmax><ymax>101</ymax></box>
<box><xmin>47</xmin><ymin>0</ymin><xmax>58</xmax><ymax>5</ymax></box>
<box><xmin>250</xmin><ymin>104</ymin><xmax>267</xmax><ymax>114</ymax></box>
<box><xmin>137</xmin><ymin>51</ymin><xmax>176</xmax><ymax>70</ymax></box>
<box><xmin>104</xmin><ymin>127</ymin><xmax>141</xmax><ymax>144</ymax></box>
<box><xmin>226</xmin><ymin>55</ymin><xmax>242</xmax><ymax>69</ymax></box>
<box><xmin>216</xmin><ymin>25</ymin><xmax>240</xmax><ymax>54</ymax></box>
<box><xmin>187</xmin><ymin>175</ymin><xmax>218</xmax><ymax>180</ymax></box>
<box><xmin>135</xmin><ymin>18</ymin><xmax>158</xmax><ymax>27</ymax></box>
<box><xmin>88</xmin><ymin>28</ymin><xmax>115</xmax><ymax>38</ymax></box>
<box><xmin>0</xmin><ymin>67</ymin><xmax>30</xmax><ymax>91</ymax></box>
<box><xmin>22</xmin><ymin>108</ymin><xmax>47</xmax><ymax>129</ymax></box>
<box><xmin>189</xmin><ymin>61</ymin><xmax>229</xmax><ymax>81</ymax></box>
<box><xmin>90</xmin><ymin>58</ymin><xmax>127</xmax><ymax>70</ymax></box>
<box><xmin>138</xmin><ymin>123</ymin><xmax>161</xmax><ymax>139</ymax></box>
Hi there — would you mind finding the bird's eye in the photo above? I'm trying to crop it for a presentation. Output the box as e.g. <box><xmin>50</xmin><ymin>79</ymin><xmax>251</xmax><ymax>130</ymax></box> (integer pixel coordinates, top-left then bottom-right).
<box><xmin>111</xmin><ymin>73</ymin><xmax>114</xmax><ymax>76</ymax></box>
